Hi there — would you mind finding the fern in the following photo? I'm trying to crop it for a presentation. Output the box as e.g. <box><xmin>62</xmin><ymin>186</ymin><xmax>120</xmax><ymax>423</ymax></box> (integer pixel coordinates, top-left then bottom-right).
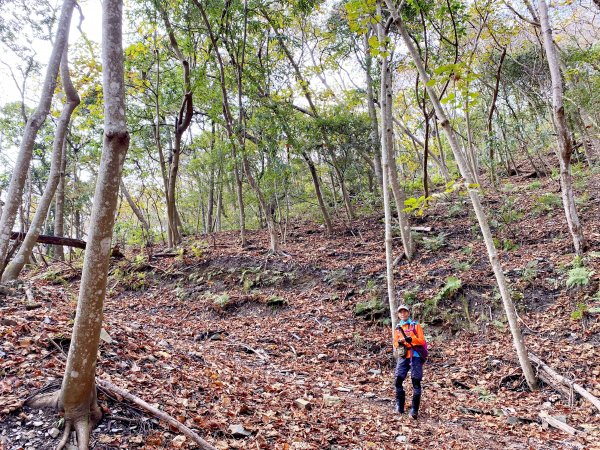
<box><xmin>566</xmin><ymin>267</ymin><xmax>594</xmax><ymax>289</ymax></box>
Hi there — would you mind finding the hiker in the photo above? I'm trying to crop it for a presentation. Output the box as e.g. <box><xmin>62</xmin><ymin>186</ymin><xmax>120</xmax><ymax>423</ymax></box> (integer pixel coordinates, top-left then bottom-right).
<box><xmin>393</xmin><ymin>304</ymin><xmax>426</xmax><ymax>419</ymax></box>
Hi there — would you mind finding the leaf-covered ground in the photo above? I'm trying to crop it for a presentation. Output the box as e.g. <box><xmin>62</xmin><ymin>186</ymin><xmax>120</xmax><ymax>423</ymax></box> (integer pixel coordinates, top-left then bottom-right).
<box><xmin>1</xmin><ymin>167</ymin><xmax>599</xmax><ymax>449</ymax></box>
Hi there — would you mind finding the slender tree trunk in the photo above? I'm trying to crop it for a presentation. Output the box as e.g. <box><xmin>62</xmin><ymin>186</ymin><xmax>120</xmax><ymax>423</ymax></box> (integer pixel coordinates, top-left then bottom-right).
<box><xmin>376</xmin><ymin>5</ymin><xmax>398</xmax><ymax>343</ymax></box>
<box><xmin>30</xmin><ymin>3</ymin><xmax>130</xmax><ymax>447</ymax></box>
<box><xmin>385</xmin><ymin>1</ymin><xmax>538</xmax><ymax>390</ymax></box>
<box><xmin>3</xmin><ymin>48</ymin><xmax>80</xmax><ymax>282</ymax></box>
<box><xmin>120</xmin><ymin>179</ymin><xmax>150</xmax><ymax>235</ymax></box>
<box><xmin>54</xmin><ymin>139</ymin><xmax>68</xmax><ymax>260</ymax></box>
<box><xmin>302</xmin><ymin>151</ymin><xmax>333</xmax><ymax>233</ymax></box>
<box><xmin>575</xmin><ymin>109</ymin><xmax>597</xmax><ymax>167</ymax></box>
<box><xmin>0</xmin><ymin>0</ymin><xmax>75</xmax><ymax>274</ymax></box>
<box><xmin>380</xmin><ymin>48</ymin><xmax>414</xmax><ymax>260</ymax></box>
<box><xmin>207</xmin><ymin>166</ymin><xmax>215</xmax><ymax>233</ymax></box>
<box><xmin>159</xmin><ymin>10</ymin><xmax>193</xmax><ymax>248</ymax></box>
<box><xmin>364</xmin><ymin>30</ymin><xmax>383</xmax><ymax>188</ymax></box>
<box><xmin>538</xmin><ymin>0</ymin><xmax>585</xmax><ymax>255</ymax></box>
<box><xmin>331</xmin><ymin>163</ymin><xmax>354</xmax><ymax>222</ymax></box>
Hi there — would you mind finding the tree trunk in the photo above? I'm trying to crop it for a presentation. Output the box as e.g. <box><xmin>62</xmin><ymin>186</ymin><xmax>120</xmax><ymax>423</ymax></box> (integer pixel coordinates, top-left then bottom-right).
<box><xmin>120</xmin><ymin>179</ymin><xmax>150</xmax><ymax>236</ymax></box>
<box><xmin>376</xmin><ymin>5</ymin><xmax>398</xmax><ymax>343</ymax></box>
<box><xmin>0</xmin><ymin>0</ymin><xmax>76</xmax><ymax>274</ymax></box>
<box><xmin>385</xmin><ymin>0</ymin><xmax>538</xmax><ymax>390</ymax></box>
<box><xmin>3</xmin><ymin>47</ymin><xmax>80</xmax><ymax>282</ymax></box>
<box><xmin>364</xmin><ymin>29</ymin><xmax>383</xmax><ymax>188</ymax></box>
<box><xmin>159</xmin><ymin>10</ymin><xmax>193</xmax><ymax>248</ymax></box>
<box><xmin>57</xmin><ymin>2</ymin><xmax>129</xmax><ymax>447</ymax></box>
<box><xmin>331</xmin><ymin>163</ymin><xmax>354</xmax><ymax>222</ymax></box>
<box><xmin>380</xmin><ymin>49</ymin><xmax>414</xmax><ymax>260</ymax></box>
<box><xmin>537</xmin><ymin>0</ymin><xmax>586</xmax><ymax>255</ymax></box>
<box><xmin>54</xmin><ymin>139</ymin><xmax>68</xmax><ymax>260</ymax></box>
<box><xmin>302</xmin><ymin>151</ymin><xmax>333</xmax><ymax>233</ymax></box>
<box><xmin>576</xmin><ymin>108</ymin><xmax>597</xmax><ymax>167</ymax></box>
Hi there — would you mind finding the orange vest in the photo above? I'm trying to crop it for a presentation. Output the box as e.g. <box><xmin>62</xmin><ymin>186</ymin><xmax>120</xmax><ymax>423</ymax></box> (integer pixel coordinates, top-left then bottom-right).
<box><xmin>393</xmin><ymin>321</ymin><xmax>425</xmax><ymax>358</ymax></box>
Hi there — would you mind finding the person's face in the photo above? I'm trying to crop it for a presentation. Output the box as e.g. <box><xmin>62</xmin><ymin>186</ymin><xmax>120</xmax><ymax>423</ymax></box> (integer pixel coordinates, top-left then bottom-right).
<box><xmin>398</xmin><ymin>309</ymin><xmax>409</xmax><ymax>321</ymax></box>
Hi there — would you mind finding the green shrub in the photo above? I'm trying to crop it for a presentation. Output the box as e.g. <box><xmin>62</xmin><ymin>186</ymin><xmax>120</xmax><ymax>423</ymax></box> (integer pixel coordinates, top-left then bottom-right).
<box><xmin>267</xmin><ymin>295</ymin><xmax>287</xmax><ymax>307</ymax></box>
<box><xmin>452</xmin><ymin>260</ymin><xmax>472</xmax><ymax>271</ymax></box>
<box><xmin>536</xmin><ymin>192</ymin><xmax>562</xmax><ymax>212</ymax></box>
<box><xmin>422</xmin><ymin>276</ymin><xmax>462</xmax><ymax>321</ymax></box>
<box><xmin>501</xmin><ymin>183</ymin><xmax>515</xmax><ymax>193</ymax></box>
<box><xmin>212</xmin><ymin>293</ymin><xmax>231</xmax><ymax>308</ymax></box>
<box><xmin>571</xmin><ymin>303</ymin><xmax>588</xmax><ymax>320</ymax></box>
<box><xmin>461</xmin><ymin>245</ymin><xmax>473</xmax><ymax>255</ymax></box>
<box><xmin>354</xmin><ymin>299</ymin><xmax>386</xmax><ymax>319</ymax></box>
<box><xmin>422</xmin><ymin>232</ymin><xmax>447</xmax><ymax>251</ymax></box>
<box><xmin>521</xmin><ymin>260</ymin><xmax>539</xmax><ymax>283</ymax></box>
<box><xmin>566</xmin><ymin>267</ymin><xmax>594</xmax><ymax>289</ymax></box>
<box><xmin>528</xmin><ymin>181</ymin><xmax>541</xmax><ymax>190</ymax></box>
<box><xmin>448</xmin><ymin>202</ymin><xmax>465</xmax><ymax>218</ymax></box>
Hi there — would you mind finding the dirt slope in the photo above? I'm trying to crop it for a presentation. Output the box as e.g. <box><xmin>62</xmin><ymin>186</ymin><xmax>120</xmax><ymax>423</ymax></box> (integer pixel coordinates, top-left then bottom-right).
<box><xmin>1</xmin><ymin>168</ymin><xmax>599</xmax><ymax>449</ymax></box>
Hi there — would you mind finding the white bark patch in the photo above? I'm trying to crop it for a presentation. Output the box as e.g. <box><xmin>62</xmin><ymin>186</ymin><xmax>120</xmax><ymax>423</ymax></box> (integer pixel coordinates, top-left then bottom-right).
<box><xmin>70</xmin><ymin>371</ymin><xmax>79</xmax><ymax>378</ymax></box>
<box><xmin>100</xmin><ymin>237</ymin><xmax>112</xmax><ymax>254</ymax></box>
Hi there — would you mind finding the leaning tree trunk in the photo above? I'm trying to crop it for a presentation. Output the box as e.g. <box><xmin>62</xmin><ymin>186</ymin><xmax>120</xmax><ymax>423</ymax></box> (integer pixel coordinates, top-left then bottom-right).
<box><xmin>384</xmin><ymin>0</ymin><xmax>538</xmax><ymax>390</ymax></box>
<box><xmin>380</xmin><ymin>47</ymin><xmax>415</xmax><ymax>261</ymax></box>
<box><xmin>538</xmin><ymin>0</ymin><xmax>585</xmax><ymax>255</ymax></box>
<box><xmin>377</xmin><ymin>15</ymin><xmax>398</xmax><ymax>340</ymax></box>
<box><xmin>120</xmin><ymin>179</ymin><xmax>150</xmax><ymax>237</ymax></box>
<box><xmin>0</xmin><ymin>0</ymin><xmax>75</xmax><ymax>274</ymax></box>
<box><xmin>2</xmin><ymin>47</ymin><xmax>80</xmax><ymax>282</ymax></box>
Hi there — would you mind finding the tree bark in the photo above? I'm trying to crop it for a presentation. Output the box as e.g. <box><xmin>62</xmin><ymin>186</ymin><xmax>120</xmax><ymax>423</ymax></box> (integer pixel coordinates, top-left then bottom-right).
<box><xmin>377</xmin><ymin>11</ymin><xmax>398</xmax><ymax>340</ymax></box>
<box><xmin>302</xmin><ymin>151</ymin><xmax>334</xmax><ymax>233</ymax></box>
<box><xmin>159</xmin><ymin>9</ymin><xmax>193</xmax><ymax>248</ymax></box>
<box><xmin>58</xmin><ymin>2</ymin><xmax>130</xmax><ymax>446</ymax></box>
<box><xmin>364</xmin><ymin>29</ymin><xmax>383</xmax><ymax>188</ymax></box>
<box><xmin>120</xmin><ymin>179</ymin><xmax>150</xmax><ymax>236</ymax></box>
<box><xmin>54</xmin><ymin>138</ymin><xmax>68</xmax><ymax>260</ymax></box>
<box><xmin>0</xmin><ymin>0</ymin><xmax>76</xmax><ymax>275</ymax></box>
<box><xmin>3</xmin><ymin>47</ymin><xmax>80</xmax><ymax>282</ymax></box>
<box><xmin>537</xmin><ymin>0</ymin><xmax>585</xmax><ymax>255</ymax></box>
<box><xmin>380</xmin><ymin>43</ymin><xmax>414</xmax><ymax>260</ymax></box>
<box><xmin>385</xmin><ymin>0</ymin><xmax>538</xmax><ymax>390</ymax></box>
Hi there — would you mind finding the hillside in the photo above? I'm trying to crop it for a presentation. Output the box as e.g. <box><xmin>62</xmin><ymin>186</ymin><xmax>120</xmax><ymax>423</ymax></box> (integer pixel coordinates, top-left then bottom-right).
<box><xmin>1</xmin><ymin>167</ymin><xmax>599</xmax><ymax>450</ymax></box>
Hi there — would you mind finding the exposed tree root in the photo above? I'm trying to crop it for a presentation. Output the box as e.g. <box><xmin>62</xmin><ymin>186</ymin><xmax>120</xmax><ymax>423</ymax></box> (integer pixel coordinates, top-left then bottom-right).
<box><xmin>97</xmin><ymin>379</ymin><xmax>217</xmax><ymax>450</ymax></box>
<box><xmin>56</xmin><ymin>420</ymin><xmax>72</xmax><ymax>450</ymax></box>
<box><xmin>26</xmin><ymin>390</ymin><xmax>60</xmax><ymax>410</ymax></box>
<box><xmin>26</xmin><ymin>386</ymin><xmax>103</xmax><ymax>450</ymax></box>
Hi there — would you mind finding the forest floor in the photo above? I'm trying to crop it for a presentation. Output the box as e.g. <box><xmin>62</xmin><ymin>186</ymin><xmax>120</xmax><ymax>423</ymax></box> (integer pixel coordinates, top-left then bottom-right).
<box><xmin>1</xmin><ymin>165</ymin><xmax>600</xmax><ymax>450</ymax></box>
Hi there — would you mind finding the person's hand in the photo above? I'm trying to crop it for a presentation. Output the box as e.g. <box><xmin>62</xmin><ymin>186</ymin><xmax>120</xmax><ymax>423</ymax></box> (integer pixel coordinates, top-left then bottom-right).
<box><xmin>404</xmin><ymin>336</ymin><xmax>412</xmax><ymax>344</ymax></box>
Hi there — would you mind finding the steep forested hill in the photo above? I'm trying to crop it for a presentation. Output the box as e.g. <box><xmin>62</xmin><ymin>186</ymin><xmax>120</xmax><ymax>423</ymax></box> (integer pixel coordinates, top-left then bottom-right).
<box><xmin>1</xmin><ymin>166</ymin><xmax>598</xmax><ymax>449</ymax></box>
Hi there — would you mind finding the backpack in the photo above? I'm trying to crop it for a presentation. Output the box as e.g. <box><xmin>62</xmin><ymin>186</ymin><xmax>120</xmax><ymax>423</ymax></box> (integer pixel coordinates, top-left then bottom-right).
<box><xmin>398</xmin><ymin>323</ymin><xmax>428</xmax><ymax>363</ymax></box>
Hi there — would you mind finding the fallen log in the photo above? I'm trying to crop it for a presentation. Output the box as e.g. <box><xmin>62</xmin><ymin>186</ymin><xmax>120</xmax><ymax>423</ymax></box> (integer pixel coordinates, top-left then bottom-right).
<box><xmin>9</xmin><ymin>232</ymin><xmax>122</xmax><ymax>257</ymax></box>
<box><xmin>97</xmin><ymin>379</ymin><xmax>217</xmax><ymax>450</ymax></box>
<box><xmin>10</xmin><ymin>232</ymin><xmax>86</xmax><ymax>249</ymax></box>
<box><xmin>529</xmin><ymin>352</ymin><xmax>600</xmax><ymax>413</ymax></box>
<box><xmin>539</xmin><ymin>411</ymin><xmax>585</xmax><ymax>436</ymax></box>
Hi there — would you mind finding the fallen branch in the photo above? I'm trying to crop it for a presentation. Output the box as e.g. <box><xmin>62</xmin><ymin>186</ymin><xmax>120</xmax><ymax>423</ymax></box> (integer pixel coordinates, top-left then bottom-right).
<box><xmin>529</xmin><ymin>352</ymin><xmax>600</xmax><ymax>413</ymax></box>
<box><xmin>10</xmin><ymin>232</ymin><xmax>122</xmax><ymax>256</ymax></box>
<box><xmin>539</xmin><ymin>411</ymin><xmax>585</xmax><ymax>436</ymax></box>
<box><xmin>96</xmin><ymin>379</ymin><xmax>216</xmax><ymax>450</ymax></box>
<box><xmin>10</xmin><ymin>232</ymin><xmax>86</xmax><ymax>249</ymax></box>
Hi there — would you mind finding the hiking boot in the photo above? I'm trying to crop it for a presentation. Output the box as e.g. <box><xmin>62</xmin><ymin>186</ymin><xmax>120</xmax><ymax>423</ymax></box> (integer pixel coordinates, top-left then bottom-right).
<box><xmin>408</xmin><ymin>394</ymin><xmax>421</xmax><ymax>419</ymax></box>
<box><xmin>395</xmin><ymin>391</ymin><xmax>405</xmax><ymax>414</ymax></box>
